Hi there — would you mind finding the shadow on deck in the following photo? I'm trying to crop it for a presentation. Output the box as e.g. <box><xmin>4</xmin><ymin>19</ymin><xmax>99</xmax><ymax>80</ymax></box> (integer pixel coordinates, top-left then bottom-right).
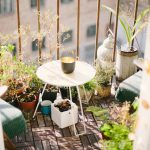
<box><xmin>12</xmin><ymin>96</ymin><xmax>115</xmax><ymax>150</ymax></box>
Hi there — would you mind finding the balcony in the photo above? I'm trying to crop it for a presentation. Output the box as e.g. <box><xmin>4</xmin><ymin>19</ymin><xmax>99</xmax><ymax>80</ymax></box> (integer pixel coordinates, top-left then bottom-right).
<box><xmin>0</xmin><ymin>0</ymin><xmax>150</xmax><ymax>150</ymax></box>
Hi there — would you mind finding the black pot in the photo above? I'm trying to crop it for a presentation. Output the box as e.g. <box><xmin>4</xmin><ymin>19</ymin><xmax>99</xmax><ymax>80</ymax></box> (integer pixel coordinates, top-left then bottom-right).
<box><xmin>40</xmin><ymin>89</ymin><xmax>57</xmax><ymax>103</ymax></box>
<box><xmin>9</xmin><ymin>100</ymin><xmax>19</xmax><ymax>108</ymax></box>
<box><xmin>60</xmin><ymin>87</ymin><xmax>78</xmax><ymax>103</ymax></box>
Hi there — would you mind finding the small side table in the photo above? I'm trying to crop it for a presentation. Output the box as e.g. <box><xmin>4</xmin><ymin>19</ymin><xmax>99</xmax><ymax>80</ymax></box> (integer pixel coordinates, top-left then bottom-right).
<box><xmin>33</xmin><ymin>60</ymin><xmax>96</xmax><ymax>136</ymax></box>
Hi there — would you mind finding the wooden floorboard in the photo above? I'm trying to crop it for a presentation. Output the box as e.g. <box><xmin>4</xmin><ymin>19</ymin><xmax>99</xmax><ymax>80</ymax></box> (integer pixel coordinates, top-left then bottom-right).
<box><xmin>12</xmin><ymin>95</ymin><xmax>115</xmax><ymax>150</ymax></box>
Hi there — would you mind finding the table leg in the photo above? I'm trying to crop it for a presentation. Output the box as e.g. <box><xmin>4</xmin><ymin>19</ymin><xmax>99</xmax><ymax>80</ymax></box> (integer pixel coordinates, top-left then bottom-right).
<box><xmin>33</xmin><ymin>83</ymin><xmax>47</xmax><ymax>118</ymax></box>
<box><xmin>69</xmin><ymin>87</ymin><xmax>77</xmax><ymax>136</ymax></box>
<box><xmin>76</xmin><ymin>86</ymin><xmax>87</xmax><ymax>135</ymax></box>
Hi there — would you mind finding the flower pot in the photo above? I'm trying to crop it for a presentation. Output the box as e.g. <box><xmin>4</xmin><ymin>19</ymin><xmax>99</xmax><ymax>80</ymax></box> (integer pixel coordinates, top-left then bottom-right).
<box><xmin>60</xmin><ymin>87</ymin><xmax>69</xmax><ymax>99</ymax></box>
<box><xmin>51</xmin><ymin>99</ymin><xmax>78</xmax><ymax>128</ymax></box>
<box><xmin>20</xmin><ymin>100</ymin><xmax>36</xmax><ymax>112</ymax></box>
<box><xmin>97</xmin><ymin>85</ymin><xmax>111</xmax><ymax>97</ymax></box>
<box><xmin>116</xmin><ymin>48</ymin><xmax>138</xmax><ymax>80</ymax></box>
<box><xmin>42</xmin><ymin>91</ymin><xmax>57</xmax><ymax>103</ymax></box>
<box><xmin>41</xmin><ymin>100</ymin><xmax>51</xmax><ymax>115</ymax></box>
<box><xmin>60</xmin><ymin>87</ymin><xmax>78</xmax><ymax>103</ymax></box>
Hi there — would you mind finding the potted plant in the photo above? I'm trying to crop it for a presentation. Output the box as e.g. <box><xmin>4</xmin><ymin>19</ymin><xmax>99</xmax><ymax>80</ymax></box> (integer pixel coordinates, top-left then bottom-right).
<box><xmin>95</xmin><ymin>62</ymin><xmax>114</xmax><ymax>97</ymax></box>
<box><xmin>103</xmin><ymin>6</ymin><xmax>150</xmax><ymax>80</ymax></box>
<box><xmin>60</xmin><ymin>86</ymin><xmax>78</xmax><ymax>102</ymax></box>
<box><xmin>41</xmin><ymin>85</ymin><xmax>58</xmax><ymax>103</ymax></box>
<box><xmin>18</xmin><ymin>88</ymin><xmax>37</xmax><ymax>112</ymax></box>
<box><xmin>80</xmin><ymin>80</ymin><xmax>96</xmax><ymax>103</ymax></box>
<box><xmin>51</xmin><ymin>99</ymin><xmax>78</xmax><ymax>128</ymax></box>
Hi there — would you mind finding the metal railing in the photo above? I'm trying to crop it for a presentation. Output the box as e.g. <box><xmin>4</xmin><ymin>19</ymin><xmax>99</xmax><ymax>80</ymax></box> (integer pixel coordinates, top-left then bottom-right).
<box><xmin>15</xmin><ymin>0</ymin><xmax>139</xmax><ymax>63</ymax></box>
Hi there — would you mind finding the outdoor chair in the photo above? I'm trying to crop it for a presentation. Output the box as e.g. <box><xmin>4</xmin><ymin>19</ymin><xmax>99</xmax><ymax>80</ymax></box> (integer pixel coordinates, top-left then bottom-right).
<box><xmin>115</xmin><ymin>58</ymin><xmax>144</xmax><ymax>102</ymax></box>
<box><xmin>0</xmin><ymin>86</ymin><xmax>26</xmax><ymax>150</ymax></box>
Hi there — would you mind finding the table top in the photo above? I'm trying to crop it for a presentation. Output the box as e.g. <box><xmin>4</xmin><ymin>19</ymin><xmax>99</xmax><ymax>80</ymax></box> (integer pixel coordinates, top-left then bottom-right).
<box><xmin>36</xmin><ymin>60</ymin><xmax>96</xmax><ymax>87</ymax></box>
<box><xmin>0</xmin><ymin>86</ymin><xmax>8</xmax><ymax>97</ymax></box>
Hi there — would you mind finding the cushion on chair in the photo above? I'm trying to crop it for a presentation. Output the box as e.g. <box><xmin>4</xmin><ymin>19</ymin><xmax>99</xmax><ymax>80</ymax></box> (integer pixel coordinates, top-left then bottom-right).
<box><xmin>115</xmin><ymin>71</ymin><xmax>142</xmax><ymax>102</ymax></box>
<box><xmin>0</xmin><ymin>99</ymin><xmax>26</xmax><ymax>139</ymax></box>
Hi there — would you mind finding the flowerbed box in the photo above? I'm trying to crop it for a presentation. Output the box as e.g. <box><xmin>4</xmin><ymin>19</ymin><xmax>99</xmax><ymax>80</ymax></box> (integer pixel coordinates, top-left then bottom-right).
<box><xmin>51</xmin><ymin>99</ymin><xmax>78</xmax><ymax>128</ymax></box>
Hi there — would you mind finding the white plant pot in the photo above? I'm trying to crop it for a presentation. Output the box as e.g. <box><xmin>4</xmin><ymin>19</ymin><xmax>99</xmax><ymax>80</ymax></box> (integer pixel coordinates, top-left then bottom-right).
<box><xmin>116</xmin><ymin>49</ymin><xmax>138</xmax><ymax>80</ymax></box>
<box><xmin>51</xmin><ymin>99</ymin><xmax>78</xmax><ymax>128</ymax></box>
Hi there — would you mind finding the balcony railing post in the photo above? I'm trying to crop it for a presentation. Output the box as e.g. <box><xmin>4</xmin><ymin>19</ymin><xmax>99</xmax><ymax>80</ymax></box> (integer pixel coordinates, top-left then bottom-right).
<box><xmin>112</xmin><ymin>0</ymin><xmax>120</xmax><ymax>62</ymax></box>
<box><xmin>131</xmin><ymin>0</ymin><xmax>139</xmax><ymax>47</ymax></box>
<box><xmin>57</xmin><ymin>0</ymin><xmax>60</xmax><ymax>60</ymax></box>
<box><xmin>95</xmin><ymin>0</ymin><xmax>101</xmax><ymax>60</ymax></box>
<box><xmin>77</xmin><ymin>0</ymin><xmax>80</xmax><ymax>59</ymax></box>
<box><xmin>37</xmin><ymin>0</ymin><xmax>41</xmax><ymax>63</ymax></box>
<box><xmin>16</xmin><ymin>0</ymin><xmax>22</xmax><ymax>61</ymax></box>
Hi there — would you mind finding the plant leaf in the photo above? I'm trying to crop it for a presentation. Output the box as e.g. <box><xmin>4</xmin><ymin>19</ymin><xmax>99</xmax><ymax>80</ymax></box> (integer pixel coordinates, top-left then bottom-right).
<box><xmin>132</xmin><ymin>8</ymin><xmax>150</xmax><ymax>32</ymax></box>
<box><xmin>130</xmin><ymin>22</ymin><xmax>148</xmax><ymax>43</ymax></box>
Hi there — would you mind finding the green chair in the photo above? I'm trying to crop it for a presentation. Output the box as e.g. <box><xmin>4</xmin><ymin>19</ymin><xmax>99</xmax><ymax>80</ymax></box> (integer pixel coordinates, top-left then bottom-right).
<box><xmin>0</xmin><ymin>99</ymin><xmax>26</xmax><ymax>149</ymax></box>
<box><xmin>115</xmin><ymin>71</ymin><xmax>142</xmax><ymax>102</ymax></box>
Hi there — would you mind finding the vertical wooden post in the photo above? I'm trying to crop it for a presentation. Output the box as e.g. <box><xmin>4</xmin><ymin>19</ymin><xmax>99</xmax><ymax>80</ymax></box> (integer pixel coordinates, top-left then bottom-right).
<box><xmin>109</xmin><ymin>12</ymin><xmax>112</xmax><ymax>30</ymax></box>
<box><xmin>16</xmin><ymin>0</ymin><xmax>22</xmax><ymax>61</ymax></box>
<box><xmin>112</xmin><ymin>0</ymin><xmax>120</xmax><ymax>62</ymax></box>
<box><xmin>76</xmin><ymin>0</ymin><xmax>80</xmax><ymax>59</ymax></box>
<box><xmin>134</xmin><ymin>17</ymin><xmax>150</xmax><ymax>150</ymax></box>
<box><xmin>131</xmin><ymin>0</ymin><xmax>139</xmax><ymax>47</ymax></box>
<box><xmin>57</xmin><ymin>0</ymin><xmax>60</xmax><ymax>60</ymax></box>
<box><xmin>37</xmin><ymin>0</ymin><xmax>41</xmax><ymax>63</ymax></box>
<box><xmin>95</xmin><ymin>0</ymin><xmax>101</xmax><ymax>60</ymax></box>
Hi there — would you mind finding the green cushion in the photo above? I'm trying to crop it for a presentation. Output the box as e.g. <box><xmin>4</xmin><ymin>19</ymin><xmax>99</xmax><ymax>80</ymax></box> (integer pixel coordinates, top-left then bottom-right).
<box><xmin>115</xmin><ymin>71</ymin><xmax>142</xmax><ymax>102</ymax></box>
<box><xmin>0</xmin><ymin>99</ymin><xmax>26</xmax><ymax>139</ymax></box>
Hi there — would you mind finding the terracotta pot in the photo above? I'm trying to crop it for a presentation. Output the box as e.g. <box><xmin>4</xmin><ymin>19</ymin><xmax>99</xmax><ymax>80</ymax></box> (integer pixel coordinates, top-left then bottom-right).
<box><xmin>20</xmin><ymin>100</ymin><xmax>36</xmax><ymax>112</ymax></box>
<box><xmin>97</xmin><ymin>85</ymin><xmax>111</xmax><ymax>97</ymax></box>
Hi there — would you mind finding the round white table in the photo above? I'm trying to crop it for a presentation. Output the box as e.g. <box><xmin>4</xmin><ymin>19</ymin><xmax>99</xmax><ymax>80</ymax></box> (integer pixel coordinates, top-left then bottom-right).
<box><xmin>33</xmin><ymin>60</ymin><xmax>96</xmax><ymax>135</ymax></box>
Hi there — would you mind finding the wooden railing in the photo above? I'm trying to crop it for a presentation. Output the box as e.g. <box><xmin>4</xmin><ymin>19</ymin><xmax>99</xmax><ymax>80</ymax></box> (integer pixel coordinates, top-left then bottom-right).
<box><xmin>15</xmin><ymin>0</ymin><xmax>139</xmax><ymax>63</ymax></box>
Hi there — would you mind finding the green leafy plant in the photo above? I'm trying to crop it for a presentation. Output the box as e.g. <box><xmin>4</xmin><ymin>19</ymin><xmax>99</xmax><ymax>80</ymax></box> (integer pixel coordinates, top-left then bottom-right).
<box><xmin>0</xmin><ymin>44</ymin><xmax>15</xmax><ymax>85</ymax></box>
<box><xmin>83</xmin><ymin>80</ymin><xmax>96</xmax><ymax>91</ymax></box>
<box><xmin>100</xmin><ymin>123</ymin><xmax>132</xmax><ymax>150</ymax></box>
<box><xmin>86</xmin><ymin>106</ymin><xmax>109</xmax><ymax>120</ymax></box>
<box><xmin>103</xmin><ymin>5</ymin><xmax>150</xmax><ymax>49</ymax></box>
<box><xmin>86</xmin><ymin>101</ymin><xmax>138</xmax><ymax>150</ymax></box>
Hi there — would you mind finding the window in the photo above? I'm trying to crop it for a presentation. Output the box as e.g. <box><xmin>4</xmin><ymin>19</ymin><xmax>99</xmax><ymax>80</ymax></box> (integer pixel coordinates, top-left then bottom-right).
<box><xmin>32</xmin><ymin>37</ymin><xmax>46</xmax><ymax>51</ymax></box>
<box><xmin>61</xmin><ymin>30</ymin><xmax>73</xmax><ymax>44</ymax></box>
<box><xmin>31</xmin><ymin>0</ymin><xmax>44</xmax><ymax>8</ymax></box>
<box><xmin>87</xmin><ymin>24</ymin><xmax>96</xmax><ymax>37</ymax></box>
<box><xmin>0</xmin><ymin>0</ymin><xmax>14</xmax><ymax>15</ymax></box>
<box><xmin>61</xmin><ymin>0</ymin><xmax>73</xmax><ymax>4</ymax></box>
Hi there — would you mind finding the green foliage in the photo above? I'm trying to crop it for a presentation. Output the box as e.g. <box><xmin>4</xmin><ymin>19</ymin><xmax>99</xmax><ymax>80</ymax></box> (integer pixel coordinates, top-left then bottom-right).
<box><xmin>86</xmin><ymin>106</ymin><xmax>109</xmax><ymax>118</ymax></box>
<box><xmin>100</xmin><ymin>123</ymin><xmax>132</xmax><ymax>150</ymax></box>
<box><xmin>103</xmin><ymin>5</ymin><xmax>150</xmax><ymax>47</ymax></box>
<box><xmin>132</xmin><ymin>98</ymin><xmax>139</xmax><ymax>111</ymax></box>
<box><xmin>95</xmin><ymin>62</ymin><xmax>114</xmax><ymax>87</ymax></box>
<box><xmin>84</xmin><ymin>80</ymin><xmax>96</xmax><ymax>91</ymax></box>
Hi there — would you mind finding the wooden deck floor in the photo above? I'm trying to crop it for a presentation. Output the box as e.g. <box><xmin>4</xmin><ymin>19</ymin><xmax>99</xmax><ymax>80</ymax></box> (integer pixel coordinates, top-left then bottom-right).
<box><xmin>12</xmin><ymin>96</ymin><xmax>114</xmax><ymax>150</ymax></box>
